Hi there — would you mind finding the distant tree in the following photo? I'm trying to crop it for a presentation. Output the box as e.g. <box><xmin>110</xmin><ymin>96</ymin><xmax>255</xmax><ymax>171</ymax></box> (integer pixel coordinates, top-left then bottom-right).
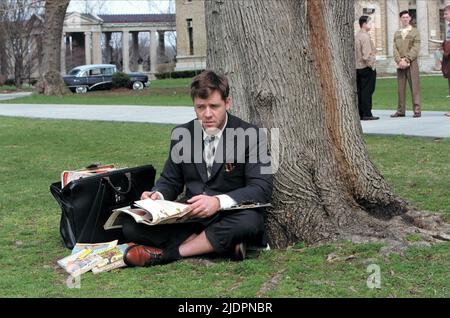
<box><xmin>0</xmin><ymin>0</ymin><xmax>43</xmax><ymax>87</ymax></box>
<box><xmin>35</xmin><ymin>0</ymin><xmax>70</xmax><ymax>95</ymax></box>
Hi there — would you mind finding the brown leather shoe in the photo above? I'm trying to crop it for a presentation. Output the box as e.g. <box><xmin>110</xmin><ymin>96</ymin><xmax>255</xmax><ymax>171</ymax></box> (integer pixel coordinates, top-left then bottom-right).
<box><xmin>413</xmin><ymin>113</ymin><xmax>421</xmax><ymax>118</ymax></box>
<box><xmin>233</xmin><ymin>242</ymin><xmax>246</xmax><ymax>261</ymax></box>
<box><xmin>390</xmin><ymin>112</ymin><xmax>405</xmax><ymax>118</ymax></box>
<box><xmin>123</xmin><ymin>245</ymin><xmax>164</xmax><ymax>267</ymax></box>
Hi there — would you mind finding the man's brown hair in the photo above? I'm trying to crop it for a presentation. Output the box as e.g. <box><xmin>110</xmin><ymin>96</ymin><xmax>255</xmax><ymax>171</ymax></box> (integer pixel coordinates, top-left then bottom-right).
<box><xmin>445</xmin><ymin>5</ymin><xmax>450</xmax><ymax>12</ymax></box>
<box><xmin>190</xmin><ymin>70</ymin><xmax>229</xmax><ymax>102</ymax></box>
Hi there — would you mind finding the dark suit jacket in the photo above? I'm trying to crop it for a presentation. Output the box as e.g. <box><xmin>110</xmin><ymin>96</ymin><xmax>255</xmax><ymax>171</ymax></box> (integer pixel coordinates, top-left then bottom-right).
<box><xmin>153</xmin><ymin>113</ymin><xmax>273</xmax><ymax>205</ymax></box>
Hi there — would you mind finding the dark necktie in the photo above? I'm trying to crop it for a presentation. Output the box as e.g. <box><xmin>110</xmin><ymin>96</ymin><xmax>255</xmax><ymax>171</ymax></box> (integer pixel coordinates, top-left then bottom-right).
<box><xmin>204</xmin><ymin>135</ymin><xmax>216</xmax><ymax>178</ymax></box>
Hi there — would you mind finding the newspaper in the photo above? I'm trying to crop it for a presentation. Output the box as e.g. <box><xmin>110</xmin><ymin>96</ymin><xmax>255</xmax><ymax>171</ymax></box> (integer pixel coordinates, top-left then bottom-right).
<box><xmin>104</xmin><ymin>199</ymin><xmax>190</xmax><ymax>230</ymax></box>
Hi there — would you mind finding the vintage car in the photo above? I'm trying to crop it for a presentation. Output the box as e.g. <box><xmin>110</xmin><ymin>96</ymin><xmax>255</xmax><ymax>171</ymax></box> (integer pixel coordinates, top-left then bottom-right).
<box><xmin>63</xmin><ymin>64</ymin><xmax>150</xmax><ymax>93</ymax></box>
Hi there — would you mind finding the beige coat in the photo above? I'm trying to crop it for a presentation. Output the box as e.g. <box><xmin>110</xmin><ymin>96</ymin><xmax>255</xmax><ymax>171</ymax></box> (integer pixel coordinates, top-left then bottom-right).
<box><xmin>393</xmin><ymin>27</ymin><xmax>420</xmax><ymax>64</ymax></box>
<box><xmin>355</xmin><ymin>30</ymin><xmax>376</xmax><ymax>69</ymax></box>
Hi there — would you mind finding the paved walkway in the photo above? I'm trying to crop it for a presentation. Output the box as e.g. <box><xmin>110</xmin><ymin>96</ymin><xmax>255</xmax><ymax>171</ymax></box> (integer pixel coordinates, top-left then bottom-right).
<box><xmin>0</xmin><ymin>103</ymin><xmax>448</xmax><ymax>138</ymax></box>
<box><xmin>0</xmin><ymin>92</ymin><xmax>32</xmax><ymax>101</ymax></box>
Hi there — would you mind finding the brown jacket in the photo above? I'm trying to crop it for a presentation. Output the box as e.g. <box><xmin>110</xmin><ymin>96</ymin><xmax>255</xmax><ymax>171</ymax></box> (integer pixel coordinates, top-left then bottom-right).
<box><xmin>355</xmin><ymin>30</ymin><xmax>376</xmax><ymax>69</ymax></box>
<box><xmin>393</xmin><ymin>27</ymin><xmax>421</xmax><ymax>64</ymax></box>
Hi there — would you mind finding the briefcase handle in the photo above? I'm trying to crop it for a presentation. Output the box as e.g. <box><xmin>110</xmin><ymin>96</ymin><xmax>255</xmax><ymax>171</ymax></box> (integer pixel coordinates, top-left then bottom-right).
<box><xmin>103</xmin><ymin>172</ymin><xmax>132</xmax><ymax>195</ymax></box>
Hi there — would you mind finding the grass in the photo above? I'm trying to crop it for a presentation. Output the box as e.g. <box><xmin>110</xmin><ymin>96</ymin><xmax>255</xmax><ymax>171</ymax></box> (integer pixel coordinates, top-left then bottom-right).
<box><xmin>1</xmin><ymin>76</ymin><xmax>448</xmax><ymax>111</ymax></box>
<box><xmin>373</xmin><ymin>76</ymin><xmax>449</xmax><ymax>111</ymax></box>
<box><xmin>0</xmin><ymin>85</ymin><xmax>34</xmax><ymax>93</ymax></box>
<box><xmin>0</xmin><ymin>116</ymin><xmax>449</xmax><ymax>297</ymax></box>
<box><xmin>0</xmin><ymin>78</ymin><xmax>192</xmax><ymax>106</ymax></box>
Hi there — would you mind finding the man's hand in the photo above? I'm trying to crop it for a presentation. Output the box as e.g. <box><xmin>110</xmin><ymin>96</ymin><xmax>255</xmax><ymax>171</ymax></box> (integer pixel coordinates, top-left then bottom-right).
<box><xmin>398</xmin><ymin>59</ymin><xmax>410</xmax><ymax>69</ymax></box>
<box><xmin>184</xmin><ymin>195</ymin><xmax>221</xmax><ymax>219</ymax></box>
<box><xmin>141</xmin><ymin>191</ymin><xmax>162</xmax><ymax>200</ymax></box>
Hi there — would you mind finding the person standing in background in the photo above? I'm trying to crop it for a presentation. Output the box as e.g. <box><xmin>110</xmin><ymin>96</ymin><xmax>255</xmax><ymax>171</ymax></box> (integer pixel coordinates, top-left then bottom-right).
<box><xmin>442</xmin><ymin>5</ymin><xmax>450</xmax><ymax>116</ymax></box>
<box><xmin>391</xmin><ymin>10</ymin><xmax>422</xmax><ymax>118</ymax></box>
<box><xmin>355</xmin><ymin>15</ymin><xmax>379</xmax><ymax>121</ymax></box>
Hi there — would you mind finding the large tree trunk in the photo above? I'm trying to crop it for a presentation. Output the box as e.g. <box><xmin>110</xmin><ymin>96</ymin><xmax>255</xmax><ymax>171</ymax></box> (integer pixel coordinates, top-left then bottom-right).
<box><xmin>205</xmin><ymin>0</ymin><xmax>450</xmax><ymax>247</ymax></box>
<box><xmin>35</xmin><ymin>0</ymin><xmax>70</xmax><ymax>95</ymax></box>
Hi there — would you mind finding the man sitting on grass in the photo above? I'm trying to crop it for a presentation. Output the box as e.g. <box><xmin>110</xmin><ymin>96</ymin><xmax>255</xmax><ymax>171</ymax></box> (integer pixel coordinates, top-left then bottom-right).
<box><xmin>122</xmin><ymin>71</ymin><xmax>273</xmax><ymax>266</ymax></box>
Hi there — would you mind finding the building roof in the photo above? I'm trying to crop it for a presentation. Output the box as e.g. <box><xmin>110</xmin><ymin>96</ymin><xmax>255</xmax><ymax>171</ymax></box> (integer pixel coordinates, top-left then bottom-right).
<box><xmin>98</xmin><ymin>14</ymin><xmax>175</xmax><ymax>24</ymax></box>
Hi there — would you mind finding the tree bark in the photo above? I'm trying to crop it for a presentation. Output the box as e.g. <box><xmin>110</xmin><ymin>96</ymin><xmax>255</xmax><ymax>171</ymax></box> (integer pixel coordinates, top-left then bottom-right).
<box><xmin>205</xmin><ymin>0</ymin><xmax>449</xmax><ymax>248</ymax></box>
<box><xmin>35</xmin><ymin>0</ymin><xmax>70</xmax><ymax>95</ymax></box>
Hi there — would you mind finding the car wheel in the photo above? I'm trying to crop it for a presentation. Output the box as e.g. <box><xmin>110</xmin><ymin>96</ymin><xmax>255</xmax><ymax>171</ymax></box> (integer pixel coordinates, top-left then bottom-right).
<box><xmin>132</xmin><ymin>81</ymin><xmax>144</xmax><ymax>90</ymax></box>
<box><xmin>75</xmin><ymin>86</ymin><xmax>88</xmax><ymax>94</ymax></box>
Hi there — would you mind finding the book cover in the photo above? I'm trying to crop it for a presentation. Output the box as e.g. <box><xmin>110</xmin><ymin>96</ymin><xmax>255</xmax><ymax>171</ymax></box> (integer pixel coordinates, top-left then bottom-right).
<box><xmin>61</xmin><ymin>164</ymin><xmax>116</xmax><ymax>188</ymax></box>
<box><xmin>57</xmin><ymin>248</ymin><xmax>103</xmax><ymax>277</ymax></box>
<box><xmin>91</xmin><ymin>243</ymin><xmax>133</xmax><ymax>274</ymax></box>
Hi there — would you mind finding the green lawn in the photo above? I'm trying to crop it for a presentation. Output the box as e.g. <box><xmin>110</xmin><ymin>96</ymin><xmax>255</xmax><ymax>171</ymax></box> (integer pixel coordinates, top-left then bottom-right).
<box><xmin>2</xmin><ymin>75</ymin><xmax>448</xmax><ymax>111</ymax></box>
<box><xmin>0</xmin><ymin>116</ymin><xmax>448</xmax><ymax>297</ymax></box>
<box><xmin>0</xmin><ymin>78</ymin><xmax>193</xmax><ymax>106</ymax></box>
<box><xmin>373</xmin><ymin>76</ymin><xmax>449</xmax><ymax>111</ymax></box>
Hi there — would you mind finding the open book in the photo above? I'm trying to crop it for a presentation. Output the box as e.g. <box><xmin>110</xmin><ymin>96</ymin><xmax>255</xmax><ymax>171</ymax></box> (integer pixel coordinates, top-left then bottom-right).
<box><xmin>104</xmin><ymin>199</ymin><xmax>190</xmax><ymax>229</ymax></box>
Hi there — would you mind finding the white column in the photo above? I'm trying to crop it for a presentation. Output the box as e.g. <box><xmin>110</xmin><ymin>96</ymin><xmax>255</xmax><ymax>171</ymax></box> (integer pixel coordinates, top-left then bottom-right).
<box><xmin>149</xmin><ymin>30</ymin><xmax>158</xmax><ymax>75</ymax></box>
<box><xmin>122</xmin><ymin>30</ymin><xmax>130</xmax><ymax>72</ymax></box>
<box><xmin>386</xmin><ymin>0</ymin><xmax>399</xmax><ymax>56</ymax></box>
<box><xmin>84</xmin><ymin>31</ymin><xmax>92</xmax><ymax>65</ymax></box>
<box><xmin>61</xmin><ymin>33</ymin><xmax>66</xmax><ymax>74</ymax></box>
<box><xmin>92</xmin><ymin>31</ymin><xmax>102</xmax><ymax>64</ymax></box>
<box><xmin>416</xmin><ymin>0</ymin><xmax>429</xmax><ymax>56</ymax></box>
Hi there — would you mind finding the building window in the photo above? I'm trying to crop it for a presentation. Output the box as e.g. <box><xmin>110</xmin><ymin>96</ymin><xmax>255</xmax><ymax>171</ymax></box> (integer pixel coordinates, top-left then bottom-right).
<box><xmin>187</xmin><ymin>19</ymin><xmax>194</xmax><ymax>55</ymax></box>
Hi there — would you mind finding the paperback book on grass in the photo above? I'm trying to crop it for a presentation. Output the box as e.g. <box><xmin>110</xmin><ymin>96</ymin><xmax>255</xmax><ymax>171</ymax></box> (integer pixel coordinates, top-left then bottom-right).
<box><xmin>57</xmin><ymin>240</ymin><xmax>133</xmax><ymax>276</ymax></box>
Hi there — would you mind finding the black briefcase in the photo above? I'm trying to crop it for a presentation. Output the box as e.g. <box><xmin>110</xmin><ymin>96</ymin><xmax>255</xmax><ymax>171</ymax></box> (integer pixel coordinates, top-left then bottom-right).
<box><xmin>50</xmin><ymin>164</ymin><xmax>156</xmax><ymax>249</ymax></box>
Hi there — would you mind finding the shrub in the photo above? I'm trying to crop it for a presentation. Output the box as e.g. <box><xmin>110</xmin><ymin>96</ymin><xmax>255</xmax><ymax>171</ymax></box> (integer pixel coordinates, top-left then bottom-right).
<box><xmin>112</xmin><ymin>72</ymin><xmax>131</xmax><ymax>88</ymax></box>
<box><xmin>155</xmin><ymin>70</ymin><xmax>205</xmax><ymax>79</ymax></box>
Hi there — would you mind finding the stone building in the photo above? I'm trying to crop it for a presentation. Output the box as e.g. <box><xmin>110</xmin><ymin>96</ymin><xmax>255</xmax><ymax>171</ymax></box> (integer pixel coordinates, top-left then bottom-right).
<box><xmin>174</xmin><ymin>0</ymin><xmax>206</xmax><ymax>71</ymax></box>
<box><xmin>175</xmin><ymin>0</ymin><xmax>450</xmax><ymax>73</ymax></box>
<box><xmin>61</xmin><ymin>12</ymin><xmax>176</xmax><ymax>77</ymax></box>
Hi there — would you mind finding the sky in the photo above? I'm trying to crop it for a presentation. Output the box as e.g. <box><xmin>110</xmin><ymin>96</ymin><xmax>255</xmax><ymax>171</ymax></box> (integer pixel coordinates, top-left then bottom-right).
<box><xmin>67</xmin><ymin>0</ymin><xmax>173</xmax><ymax>15</ymax></box>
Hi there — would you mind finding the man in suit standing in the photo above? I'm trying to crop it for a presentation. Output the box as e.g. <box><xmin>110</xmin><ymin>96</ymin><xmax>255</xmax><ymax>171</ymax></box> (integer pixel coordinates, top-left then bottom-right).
<box><xmin>391</xmin><ymin>10</ymin><xmax>422</xmax><ymax>118</ymax></box>
<box><xmin>355</xmin><ymin>15</ymin><xmax>379</xmax><ymax>121</ymax></box>
<box><xmin>443</xmin><ymin>5</ymin><xmax>450</xmax><ymax>116</ymax></box>
<box><xmin>122</xmin><ymin>71</ymin><xmax>273</xmax><ymax>266</ymax></box>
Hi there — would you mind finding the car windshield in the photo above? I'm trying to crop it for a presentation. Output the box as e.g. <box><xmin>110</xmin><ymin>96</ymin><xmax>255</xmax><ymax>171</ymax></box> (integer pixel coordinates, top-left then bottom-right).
<box><xmin>68</xmin><ymin>68</ymin><xmax>81</xmax><ymax>76</ymax></box>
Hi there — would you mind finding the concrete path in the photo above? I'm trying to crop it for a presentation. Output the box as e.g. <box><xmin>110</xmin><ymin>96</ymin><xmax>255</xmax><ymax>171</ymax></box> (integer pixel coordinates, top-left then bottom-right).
<box><xmin>362</xmin><ymin>110</ymin><xmax>449</xmax><ymax>138</ymax></box>
<box><xmin>0</xmin><ymin>103</ymin><xmax>448</xmax><ymax>138</ymax></box>
<box><xmin>0</xmin><ymin>104</ymin><xmax>196</xmax><ymax>125</ymax></box>
<box><xmin>0</xmin><ymin>92</ymin><xmax>32</xmax><ymax>101</ymax></box>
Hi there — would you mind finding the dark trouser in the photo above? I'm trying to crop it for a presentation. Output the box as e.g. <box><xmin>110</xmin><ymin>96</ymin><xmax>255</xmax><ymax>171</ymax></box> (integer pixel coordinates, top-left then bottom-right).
<box><xmin>122</xmin><ymin>209</ymin><xmax>266</xmax><ymax>256</ymax></box>
<box><xmin>356</xmin><ymin>67</ymin><xmax>377</xmax><ymax>118</ymax></box>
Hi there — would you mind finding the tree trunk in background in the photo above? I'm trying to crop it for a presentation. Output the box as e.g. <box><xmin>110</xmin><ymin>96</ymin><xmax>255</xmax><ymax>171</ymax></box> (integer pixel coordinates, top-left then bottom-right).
<box><xmin>205</xmin><ymin>0</ymin><xmax>447</xmax><ymax>248</ymax></box>
<box><xmin>35</xmin><ymin>0</ymin><xmax>70</xmax><ymax>95</ymax></box>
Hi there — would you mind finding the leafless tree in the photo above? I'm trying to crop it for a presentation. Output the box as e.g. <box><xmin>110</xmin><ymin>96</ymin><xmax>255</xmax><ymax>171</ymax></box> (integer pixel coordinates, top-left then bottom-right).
<box><xmin>0</xmin><ymin>0</ymin><xmax>44</xmax><ymax>87</ymax></box>
<box><xmin>205</xmin><ymin>0</ymin><xmax>450</xmax><ymax>248</ymax></box>
<box><xmin>35</xmin><ymin>0</ymin><xmax>70</xmax><ymax>95</ymax></box>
